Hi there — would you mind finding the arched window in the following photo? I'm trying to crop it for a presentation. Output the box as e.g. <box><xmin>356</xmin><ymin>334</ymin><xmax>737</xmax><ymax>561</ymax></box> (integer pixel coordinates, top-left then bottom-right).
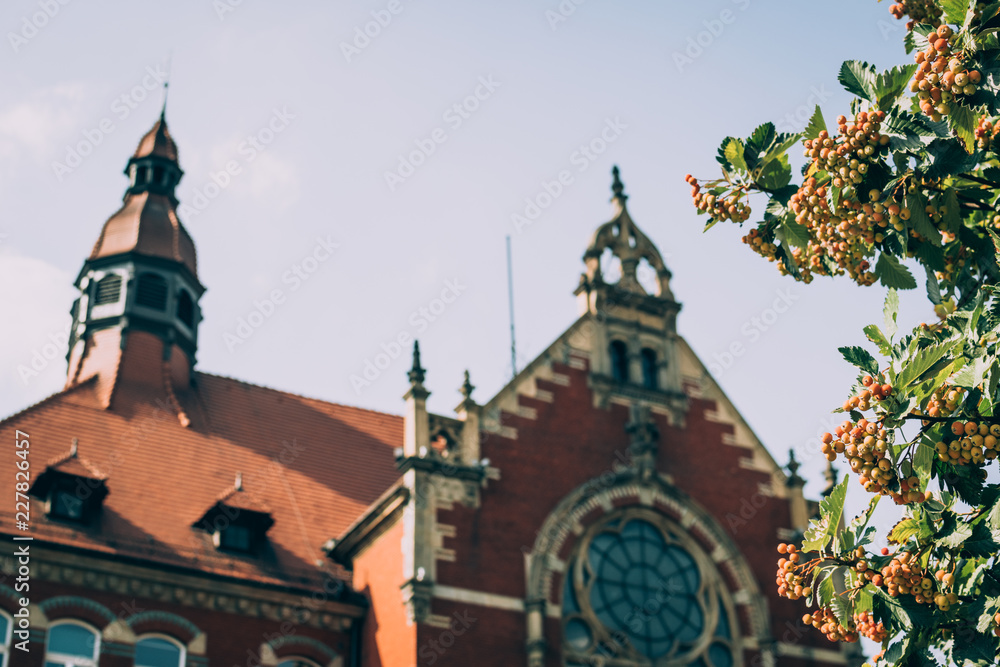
<box><xmin>45</xmin><ymin>620</ymin><xmax>100</xmax><ymax>667</ymax></box>
<box><xmin>135</xmin><ymin>634</ymin><xmax>184</xmax><ymax>667</ymax></box>
<box><xmin>278</xmin><ymin>659</ymin><xmax>321</xmax><ymax>667</ymax></box>
<box><xmin>562</xmin><ymin>511</ymin><xmax>738</xmax><ymax>666</ymax></box>
<box><xmin>94</xmin><ymin>274</ymin><xmax>123</xmax><ymax>305</ymax></box>
<box><xmin>176</xmin><ymin>290</ymin><xmax>195</xmax><ymax>328</ymax></box>
<box><xmin>640</xmin><ymin>348</ymin><xmax>658</xmax><ymax>390</ymax></box>
<box><xmin>0</xmin><ymin>609</ymin><xmax>11</xmax><ymax>667</ymax></box>
<box><xmin>135</xmin><ymin>273</ymin><xmax>168</xmax><ymax>311</ymax></box>
<box><xmin>609</xmin><ymin>340</ymin><xmax>629</xmax><ymax>383</ymax></box>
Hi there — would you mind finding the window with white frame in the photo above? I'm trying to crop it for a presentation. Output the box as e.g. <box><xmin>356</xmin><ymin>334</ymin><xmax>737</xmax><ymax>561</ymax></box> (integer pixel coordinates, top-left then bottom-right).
<box><xmin>44</xmin><ymin>620</ymin><xmax>100</xmax><ymax>667</ymax></box>
<box><xmin>0</xmin><ymin>609</ymin><xmax>12</xmax><ymax>667</ymax></box>
<box><xmin>134</xmin><ymin>634</ymin><xmax>185</xmax><ymax>667</ymax></box>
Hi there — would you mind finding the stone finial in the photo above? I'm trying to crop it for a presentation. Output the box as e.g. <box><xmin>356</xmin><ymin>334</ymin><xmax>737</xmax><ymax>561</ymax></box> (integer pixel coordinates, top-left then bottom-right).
<box><xmin>460</xmin><ymin>370</ymin><xmax>475</xmax><ymax>400</ymax></box>
<box><xmin>408</xmin><ymin>340</ymin><xmax>426</xmax><ymax>386</ymax></box>
<box><xmin>625</xmin><ymin>403</ymin><xmax>659</xmax><ymax>478</ymax></box>
<box><xmin>611</xmin><ymin>165</ymin><xmax>627</xmax><ymax>202</ymax></box>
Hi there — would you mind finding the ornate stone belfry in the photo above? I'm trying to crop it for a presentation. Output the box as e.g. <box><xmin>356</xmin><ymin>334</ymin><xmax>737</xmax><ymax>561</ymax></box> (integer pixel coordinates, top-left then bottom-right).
<box><xmin>575</xmin><ymin>166</ymin><xmax>687</xmax><ymax>420</ymax></box>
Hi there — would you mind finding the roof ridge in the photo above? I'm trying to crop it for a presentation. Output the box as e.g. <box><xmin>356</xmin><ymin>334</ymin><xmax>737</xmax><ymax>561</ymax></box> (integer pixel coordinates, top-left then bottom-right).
<box><xmin>194</xmin><ymin>371</ymin><xmax>403</xmax><ymax>420</ymax></box>
<box><xmin>44</xmin><ymin>441</ymin><xmax>107</xmax><ymax>479</ymax></box>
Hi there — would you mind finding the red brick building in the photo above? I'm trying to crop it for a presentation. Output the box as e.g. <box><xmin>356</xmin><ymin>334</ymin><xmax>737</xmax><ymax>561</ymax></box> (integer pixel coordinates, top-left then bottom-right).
<box><xmin>0</xmin><ymin>117</ymin><xmax>857</xmax><ymax>667</ymax></box>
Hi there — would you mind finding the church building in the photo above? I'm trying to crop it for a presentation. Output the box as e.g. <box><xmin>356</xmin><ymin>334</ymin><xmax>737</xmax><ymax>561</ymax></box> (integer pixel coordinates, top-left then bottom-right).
<box><xmin>0</xmin><ymin>115</ymin><xmax>855</xmax><ymax>667</ymax></box>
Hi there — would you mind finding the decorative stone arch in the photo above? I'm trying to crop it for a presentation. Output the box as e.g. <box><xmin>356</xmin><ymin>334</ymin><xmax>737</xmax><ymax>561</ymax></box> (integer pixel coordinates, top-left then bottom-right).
<box><xmin>126</xmin><ymin>611</ymin><xmax>205</xmax><ymax>655</ymax></box>
<box><xmin>38</xmin><ymin>596</ymin><xmax>117</xmax><ymax>628</ymax></box>
<box><xmin>264</xmin><ymin>635</ymin><xmax>342</xmax><ymax>667</ymax></box>
<box><xmin>524</xmin><ymin>470</ymin><xmax>773</xmax><ymax>667</ymax></box>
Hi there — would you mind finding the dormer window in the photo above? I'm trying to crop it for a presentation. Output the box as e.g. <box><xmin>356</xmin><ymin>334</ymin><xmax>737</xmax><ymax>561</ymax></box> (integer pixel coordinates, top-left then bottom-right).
<box><xmin>30</xmin><ymin>440</ymin><xmax>108</xmax><ymax>525</ymax></box>
<box><xmin>195</xmin><ymin>475</ymin><xmax>273</xmax><ymax>554</ymax></box>
<box><xmin>94</xmin><ymin>274</ymin><xmax>122</xmax><ymax>305</ymax></box>
<box><xmin>136</xmin><ymin>273</ymin><xmax>168</xmax><ymax>310</ymax></box>
<box><xmin>609</xmin><ymin>340</ymin><xmax>629</xmax><ymax>383</ymax></box>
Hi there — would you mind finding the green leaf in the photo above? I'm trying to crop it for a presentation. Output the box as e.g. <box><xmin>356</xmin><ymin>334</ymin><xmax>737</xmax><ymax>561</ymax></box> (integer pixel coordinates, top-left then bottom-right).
<box><xmin>906</xmin><ymin>192</ymin><xmax>941</xmax><ymax>245</ymax></box>
<box><xmin>721</xmin><ymin>137</ymin><xmax>747</xmax><ymax>172</ymax></box>
<box><xmin>839</xmin><ymin>346</ymin><xmax>879</xmax><ymax>375</ymax></box>
<box><xmin>781</xmin><ymin>217</ymin><xmax>810</xmax><ymax>249</ymax></box>
<box><xmin>885</xmin><ymin>288</ymin><xmax>900</xmax><ymax>339</ymax></box>
<box><xmin>884</xmin><ymin>632</ymin><xmax>911</xmax><ymax>664</ymax></box>
<box><xmin>757</xmin><ymin>153</ymin><xmax>792</xmax><ymax>190</ymax></box>
<box><xmin>896</xmin><ymin>342</ymin><xmax>954</xmax><ymax>387</ymax></box>
<box><xmin>926</xmin><ymin>265</ymin><xmax>943</xmax><ymax>305</ymax></box>
<box><xmin>948</xmin><ymin>102</ymin><xmax>977</xmax><ymax>153</ymax></box>
<box><xmin>913</xmin><ymin>439</ymin><xmax>935</xmax><ymax>488</ymax></box>
<box><xmin>952</xmin><ymin>355</ymin><xmax>991</xmax><ymax>389</ymax></box>
<box><xmin>890</xmin><ymin>518</ymin><xmax>920</xmax><ymax>543</ymax></box>
<box><xmin>839</xmin><ymin>60</ymin><xmax>878</xmax><ymax>101</ymax></box>
<box><xmin>803</xmin><ymin>105</ymin><xmax>826</xmax><ymax>141</ymax></box>
<box><xmin>864</xmin><ymin>324</ymin><xmax>893</xmax><ymax>356</ymax></box>
<box><xmin>743</xmin><ymin>123</ymin><xmax>776</xmax><ymax>172</ymax></box>
<box><xmin>925</xmin><ymin>138</ymin><xmax>981</xmax><ymax>179</ymax></box>
<box><xmin>802</xmin><ymin>477</ymin><xmax>849</xmax><ymax>553</ymax></box>
<box><xmin>942</xmin><ymin>0</ymin><xmax>971</xmax><ymax>24</ymax></box>
<box><xmin>962</xmin><ymin>520</ymin><xmax>1000</xmax><ymax>557</ymax></box>
<box><xmin>874</xmin><ymin>64</ymin><xmax>920</xmax><ymax>110</ymax></box>
<box><xmin>876</xmin><ymin>253</ymin><xmax>918</xmax><ymax>290</ymax></box>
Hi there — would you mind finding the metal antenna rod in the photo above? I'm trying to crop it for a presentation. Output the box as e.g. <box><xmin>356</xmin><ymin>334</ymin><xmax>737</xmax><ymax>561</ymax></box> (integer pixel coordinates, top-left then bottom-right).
<box><xmin>506</xmin><ymin>235</ymin><xmax>517</xmax><ymax>378</ymax></box>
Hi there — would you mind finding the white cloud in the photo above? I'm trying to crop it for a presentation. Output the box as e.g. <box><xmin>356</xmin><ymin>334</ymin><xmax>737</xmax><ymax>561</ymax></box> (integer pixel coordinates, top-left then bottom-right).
<box><xmin>0</xmin><ymin>83</ymin><xmax>88</xmax><ymax>164</ymax></box>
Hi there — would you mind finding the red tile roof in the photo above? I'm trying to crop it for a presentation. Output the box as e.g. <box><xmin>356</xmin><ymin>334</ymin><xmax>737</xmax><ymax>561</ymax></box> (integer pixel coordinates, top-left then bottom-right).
<box><xmin>89</xmin><ymin>191</ymin><xmax>198</xmax><ymax>277</ymax></box>
<box><xmin>1</xmin><ymin>369</ymin><xmax>403</xmax><ymax>588</ymax></box>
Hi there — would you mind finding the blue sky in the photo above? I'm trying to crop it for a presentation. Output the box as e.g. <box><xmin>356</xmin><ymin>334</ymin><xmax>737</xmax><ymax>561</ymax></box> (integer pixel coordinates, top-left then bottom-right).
<box><xmin>1</xmin><ymin>1</ymin><xmax>934</xmax><ymax>552</ymax></box>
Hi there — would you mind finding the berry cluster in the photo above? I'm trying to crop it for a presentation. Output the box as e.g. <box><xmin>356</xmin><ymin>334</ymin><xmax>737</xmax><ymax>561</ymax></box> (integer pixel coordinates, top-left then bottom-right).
<box><xmin>686</xmin><ymin>175</ymin><xmax>751</xmax><ymax>222</ymax></box>
<box><xmin>741</xmin><ymin>228</ymin><xmax>779</xmax><ymax>262</ymax></box>
<box><xmin>931</xmin><ymin>567</ymin><xmax>959</xmax><ymax>611</ymax></box>
<box><xmin>802</xmin><ymin>608</ymin><xmax>859</xmax><ymax>643</ymax></box>
<box><xmin>976</xmin><ymin>116</ymin><xmax>999</xmax><ymax>151</ymax></box>
<box><xmin>880</xmin><ymin>550</ymin><xmax>937</xmax><ymax>604</ymax></box>
<box><xmin>802</xmin><ymin>112</ymin><xmax>890</xmax><ymax>189</ymax></box>
<box><xmin>921</xmin><ymin>384</ymin><xmax>964</xmax><ymax>418</ymax></box>
<box><xmin>775</xmin><ymin>543</ymin><xmax>810</xmax><ymax>600</ymax></box>
<box><xmin>912</xmin><ymin>26</ymin><xmax>982</xmax><ymax>120</ymax></box>
<box><xmin>935</xmin><ymin>420</ymin><xmax>1000</xmax><ymax>465</ymax></box>
<box><xmin>843</xmin><ymin>374</ymin><xmax>895</xmax><ymax>412</ymax></box>
<box><xmin>854</xmin><ymin>610</ymin><xmax>887</xmax><ymax>643</ymax></box>
<box><xmin>889</xmin><ymin>0</ymin><xmax>941</xmax><ymax>29</ymax></box>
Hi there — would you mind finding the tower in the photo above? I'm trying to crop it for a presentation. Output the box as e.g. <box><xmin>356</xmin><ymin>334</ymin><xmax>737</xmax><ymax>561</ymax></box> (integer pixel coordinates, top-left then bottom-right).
<box><xmin>65</xmin><ymin>110</ymin><xmax>204</xmax><ymax>407</ymax></box>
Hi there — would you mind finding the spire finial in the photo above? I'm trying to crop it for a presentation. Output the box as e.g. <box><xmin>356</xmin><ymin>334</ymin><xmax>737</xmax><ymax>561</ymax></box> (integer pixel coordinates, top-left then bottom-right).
<box><xmin>785</xmin><ymin>448</ymin><xmax>804</xmax><ymax>487</ymax></box>
<box><xmin>460</xmin><ymin>370</ymin><xmax>475</xmax><ymax>399</ymax></box>
<box><xmin>235</xmin><ymin>472</ymin><xmax>243</xmax><ymax>491</ymax></box>
<box><xmin>160</xmin><ymin>81</ymin><xmax>169</xmax><ymax>122</ymax></box>
<box><xmin>408</xmin><ymin>341</ymin><xmax>426</xmax><ymax>386</ymax></box>
<box><xmin>611</xmin><ymin>165</ymin><xmax>627</xmax><ymax>202</ymax></box>
<box><xmin>70</xmin><ymin>438</ymin><xmax>79</xmax><ymax>457</ymax></box>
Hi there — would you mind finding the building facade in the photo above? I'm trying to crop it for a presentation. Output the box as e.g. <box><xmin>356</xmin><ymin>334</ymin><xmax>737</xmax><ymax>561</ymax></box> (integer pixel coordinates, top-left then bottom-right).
<box><xmin>0</xmin><ymin>117</ymin><xmax>854</xmax><ymax>667</ymax></box>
